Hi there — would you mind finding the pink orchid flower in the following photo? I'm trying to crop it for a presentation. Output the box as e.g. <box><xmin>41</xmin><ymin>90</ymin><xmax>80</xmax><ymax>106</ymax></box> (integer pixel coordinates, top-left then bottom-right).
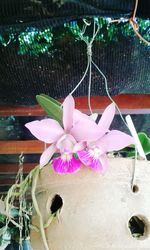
<box><xmin>25</xmin><ymin>95</ymin><xmax>100</xmax><ymax>174</ymax></box>
<box><xmin>72</xmin><ymin>103</ymin><xmax>135</xmax><ymax>173</ymax></box>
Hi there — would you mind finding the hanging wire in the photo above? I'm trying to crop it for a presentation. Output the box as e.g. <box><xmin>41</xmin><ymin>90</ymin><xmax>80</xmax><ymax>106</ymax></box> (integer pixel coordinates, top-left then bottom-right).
<box><xmin>93</xmin><ymin>59</ymin><xmax>147</xmax><ymax>190</ymax></box>
<box><xmin>69</xmin><ymin>59</ymin><xmax>90</xmax><ymax>95</ymax></box>
<box><xmin>131</xmin><ymin>146</ymin><xmax>138</xmax><ymax>191</ymax></box>
<box><xmin>109</xmin><ymin>0</ymin><xmax>150</xmax><ymax>45</ymax></box>
<box><xmin>69</xmin><ymin>19</ymin><xmax>100</xmax><ymax>114</ymax></box>
<box><xmin>87</xmin><ymin>51</ymin><xmax>92</xmax><ymax>114</ymax></box>
<box><xmin>132</xmin><ymin>0</ymin><xmax>138</xmax><ymax>19</ymax></box>
<box><xmin>91</xmin><ymin>60</ymin><xmax>128</xmax><ymax>128</ymax></box>
<box><xmin>69</xmin><ymin>19</ymin><xmax>128</xmax><ymax>123</ymax></box>
<box><xmin>87</xmin><ymin>21</ymin><xmax>100</xmax><ymax>114</ymax></box>
<box><xmin>129</xmin><ymin>0</ymin><xmax>150</xmax><ymax>45</ymax></box>
<box><xmin>129</xmin><ymin>18</ymin><xmax>150</xmax><ymax>45</ymax></box>
<box><xmin>69</xmin><ymin>18</ymin><xmax>135</xmax><ymax>132</ymax></box>
<box><xmin>69</xmin><ymin>20</ymin><xmax>91</xmax><ymax>96</ymax></box>
<box><xmin>69</xmin><ymin>17</ymin><xmax>147</xmax><ymax>190</ymax></box>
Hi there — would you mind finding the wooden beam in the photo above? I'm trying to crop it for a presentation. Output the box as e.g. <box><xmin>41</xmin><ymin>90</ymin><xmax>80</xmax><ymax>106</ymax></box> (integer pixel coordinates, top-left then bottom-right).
<box><xmin>0</xmin><ymin>105</ymin><xmax>46</xmax><ymax>116</ymax></box>
<box><xmin>0</xmin><ymin>140</ymin><xmax>44</xmax><ymax>154</ymax></box>
<box><xmin>0</xmin><ymin>185</ymin><xmax>14</xmax><ymax>193</ymax></box>
<box><xmin>0</xmin><ymin>94</ymin><xmax>150</xmax><ymax>116</ymax></box>
<box><xmin>0</xmin><ymin>179</ymin><xmax>16</xmax><ymax>185</ymax></box>
<box><xmin>75</xmin><ymin>94</ymin><xmax>150</xmax><ymax>114</ymax></box>
<box><xmin>0</xmin><ymin>173</ymin><xmax>28</xmax><ymax>179</ymax></box>
<box><xmin>0</xmin><ymin>163</ymin><xmax>36</xmax><ymax>173</ymax></box>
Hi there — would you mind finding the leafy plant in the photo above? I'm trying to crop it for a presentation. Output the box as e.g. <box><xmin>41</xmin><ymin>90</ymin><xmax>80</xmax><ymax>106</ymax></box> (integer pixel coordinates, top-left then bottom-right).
<box><xmin>119</xmin><ymin>132</ymin><xmax>150</xmax><ymax>157</ymax></box>
<box><xmin>36</xmin><ymin>94</ymin><xmax>63</xmax><ymax>124</ymax></box>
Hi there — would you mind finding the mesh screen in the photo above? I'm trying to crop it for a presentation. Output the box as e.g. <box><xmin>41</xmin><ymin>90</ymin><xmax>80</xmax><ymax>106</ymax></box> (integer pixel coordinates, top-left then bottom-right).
<box><xmin>0</xmin><ymin>0</ymin><xmax>150</xmax><ymax>105</ymax></box>
<box><xmin>0</xmin><ymin>0</ymin><xmax>150</xmax><ymax>25</ymax></box>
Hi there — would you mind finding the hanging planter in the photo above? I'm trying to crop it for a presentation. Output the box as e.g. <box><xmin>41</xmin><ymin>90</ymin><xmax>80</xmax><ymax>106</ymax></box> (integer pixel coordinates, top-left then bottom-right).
<box><xmin>24</xmin><ymin>94</ymin><xmax>148</xmax><ymax>249</ymax></box>
<box><xmin>0</xmin><ymin>94</ymin><xmax>149</xmax><ymax>250</ymax></box>
<box><xmin>30</xmin><ymin>157</ymin><xmax>150</xmax><ymax>250</ymax></box>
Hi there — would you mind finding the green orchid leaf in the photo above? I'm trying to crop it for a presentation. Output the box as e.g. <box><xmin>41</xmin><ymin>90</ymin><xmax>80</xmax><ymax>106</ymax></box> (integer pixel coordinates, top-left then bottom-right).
<box><xmin>119</xmin><ymin>132</ymin><xmax>150</xmax><ymax>157</ymax></box>
<box><xmin>36</xmin><ymin>94</ymin><xmax>63</xmax><ymax>124</ymax></box>
<box><xmin>129</xmin><ymin>132</ymin><xmax>150</xmax><ymax>157</ymax></box>
<box><xmin>138</xmin><ymin>132</ymin><xmax>150</xmax><ymax>155</ymax></box>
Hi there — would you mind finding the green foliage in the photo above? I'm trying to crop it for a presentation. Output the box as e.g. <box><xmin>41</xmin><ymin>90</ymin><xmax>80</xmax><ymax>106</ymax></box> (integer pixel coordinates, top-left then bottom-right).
<box><xmin>18</xmin><ymin>28</ymin><xmax>53</xmax><ymax>55</ymax></box>
<box><xmin>36</xmin><ymin>94</ymin><xmax>63</xmax><ymax>124</ymax></box>
<box><xmin>65</xmin><ymin>18</ymin><xmax>150</xmax><ymax>45</ymax></box>
<box><xmin>0</xmin><ymin>17</ymin><xmax>149</xmax><ymax>55</ymax></box>
<box><xmin>119</xmin><ymin>132</ymin><xmax>150</xmax><ymax>158</ymax></box>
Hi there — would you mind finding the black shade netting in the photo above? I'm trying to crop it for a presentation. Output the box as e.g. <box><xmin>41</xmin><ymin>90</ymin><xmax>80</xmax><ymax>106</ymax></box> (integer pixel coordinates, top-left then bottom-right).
<box><xmin>0</xmin><ymin>0</ymin><xmax>150</xmax><ymax>105</ymax></box>
<box><xmin>0</xmin><ymin>0</ymin><xmax>150</xmax><ymax>25</ymax></box>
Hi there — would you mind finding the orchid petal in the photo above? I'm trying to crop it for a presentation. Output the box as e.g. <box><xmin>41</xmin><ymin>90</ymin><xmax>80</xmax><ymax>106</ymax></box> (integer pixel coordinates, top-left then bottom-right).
<box><xmin>63</xmin><ymin>95</ymin><xmax>74</xmax><ymax>132</ymax></box>
<box><xmin>98</xmin><ymin>103</ymin><xmax>116</xmax><ymax>135</ymax></box>
<box><xmin>77</xmin><ymin>150</ymin><xmax>93</xmax><ymax>166</ymax></box>
<box><xmin>89</xmin><ymin>159</ymin><xmax>103</xmax><ymax>172</ymax></box>
<box><xmin>73</xmin><ymin>142</ymin><xmax>86</xmax><ymax>153</ymax></box>
<box><xmin>56</xmin><ymin>134</ymin><xmax>76</xmax><ymax>153</ymax></box>
<box><xmin>53</xmin><ymin>156</ymin><xmax>81</xmax><ymax>174</ymax></box>
<box><xmin>40</xmin><ymin>144</ymin><xmax>56</xmax><ymax>168</ymax></box>
<box><xmin>78</xmin><ymin>150</ymin><xmax>103</xmax><ymax>172</ymax></box>
<box><xmin>73</xmin><ymin>109</ymin><xmax>91</xmax><ymax>124</ymax></box>
<box><xmin>70</xmin><ymin>119</ymin><xmax>102</xmax><ymax>142</ymax></box>
<box><xmin>25</xmin><ymin>119</ymin><xmax>64</xmax><ymax>143</ymax></box>
<box><xmin>98</xmin><ymin>130</ymin><xmax>135</xmax><ymax>152</ymax></box>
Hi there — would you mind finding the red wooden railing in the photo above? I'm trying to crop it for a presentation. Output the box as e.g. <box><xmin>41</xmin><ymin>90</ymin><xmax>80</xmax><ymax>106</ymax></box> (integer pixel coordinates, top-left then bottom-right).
<box><xmin>0</xmin><ymin>95</ymin><xmax>150</xmax><ymax>116</ymax></box>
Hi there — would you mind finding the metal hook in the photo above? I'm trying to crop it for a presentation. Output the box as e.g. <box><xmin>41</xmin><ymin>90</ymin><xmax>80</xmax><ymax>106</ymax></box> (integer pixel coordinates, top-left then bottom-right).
<box><xmin>83</xmin><ymin>18</ymin><xmax>91</xmax><ymax>26</ymax></box>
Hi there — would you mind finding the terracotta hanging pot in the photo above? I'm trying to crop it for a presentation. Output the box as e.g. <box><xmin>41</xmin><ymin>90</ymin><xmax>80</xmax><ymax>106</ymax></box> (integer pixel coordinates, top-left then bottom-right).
<box><xmin>30</xmin><ymin>157</ymin><xmax>150</xmax><ymax>250</ymax></box>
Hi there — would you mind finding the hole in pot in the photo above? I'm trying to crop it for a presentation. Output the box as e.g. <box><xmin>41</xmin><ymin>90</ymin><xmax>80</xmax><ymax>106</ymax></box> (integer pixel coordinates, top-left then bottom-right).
<box><xmin>50</xmin><ymin>194</ymin><xmax>63</xmax><ymax>214</ymax></box>
<box><xmin>132</xmin><ymin>185</ymin><xmax>139</xmax><ymax>193</ymax></box>
<box><xmin>128</xmin><ymin>216</ymin><xmax>148</xmax><ymax>239</ymax></box>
